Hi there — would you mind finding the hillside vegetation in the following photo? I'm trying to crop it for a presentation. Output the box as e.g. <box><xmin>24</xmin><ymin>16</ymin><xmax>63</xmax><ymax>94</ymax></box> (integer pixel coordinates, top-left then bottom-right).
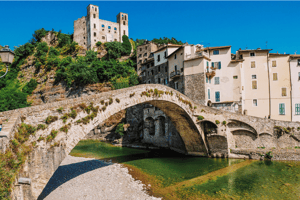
<box><xmin>0</xmin><ymin>28</ymin><xmax>137</xmax><ymax>112</ymax></box>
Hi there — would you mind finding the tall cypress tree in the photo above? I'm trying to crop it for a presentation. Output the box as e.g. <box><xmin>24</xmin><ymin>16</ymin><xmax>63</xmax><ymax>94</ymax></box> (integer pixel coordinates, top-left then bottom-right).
<box><xmin>122</xmin><ymin>35</ymin><xmax>132</xmax><ymax>55</ymax></box>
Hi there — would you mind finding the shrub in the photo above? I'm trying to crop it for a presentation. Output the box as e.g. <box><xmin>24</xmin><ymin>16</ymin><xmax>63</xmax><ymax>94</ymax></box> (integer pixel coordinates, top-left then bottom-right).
<box><xmin>37</xmin><ymin>136</ymin><xmax>45</xmax><ymax>141</ymax></box>
<box><xmin>102</xmin><ymin>106</ymin><xmax>107</xmax><ymax>111</ymax></box>
<box><xmin>60</xmin><ymin>125</ymin><xmax>69</xmax><ymax>133</ymax></box>
<box><xmin>194</xmin><ymin>106</ymin><xmax>197</xmax><ymax>109</ymax></box>
<box><xmin>215</xmin><ymin>120</ymin><xmax>220</xmax><ymax>124</ymax></box>
<box><xmin>105</xmin><ymin>102</ymin><xmax>108</xmax><ymax>106</ymax></box>
<box><xmin>130</xmin><ymin>93</ymin><xmax>135</xmax><ymax>98</ymax></box>
<box><xmin>116</xmin><ymin>98</ymin><xmax>120</xmax><ymax>103</ymax></box>
<box><xmin>100</xmin><ymin>100</ymin><xmax>105</xmax><ymax>105</ymax></box>
<box><xmin>60</xmin><ymin>114</ymin><xmax>69</xmax><ymax>122</ymax></box>
<box><xmin>265</xmin><ymin>151</ymin><xmax>273</xmax><ymax>159</ymax></box>
<box><xmin>78</xmin><ymin>103</ymin><xmax>87</xmax><ymax>110</ymax></box>
<box><xmin>47</xmin><ymin>130</ymin><xmax>58</xmax><ymax>142</ymax></box>
<box><xmin>197</xmin><ymin>115</ymin><xmax>204</xmax><ymax>120</ymax></box>
<box><xmin>109</xmin><ymin>97</ymin><xmax>113</xmax><ymax>105</ymax></box>
<box><xmin>298</xmin><ymin>127</ymin><xmax>300</xmax><ymax>131</ymax></box>
<box><xmin>96</xmin><ymin>41</ymin><xmax>102</xmax><ymax>47</ymax></box>
<box><xmin>222</xmin><ymin>121</ymin><xmax>227</xmax><ymax>125</ymax></box>
<box><xmin>68</xmin><ymin>109</ymin><xmax>77</xmax><ymax>119</ymax></box>
<box><xmin>37</xmin><ymin>124</ymin><xmax>47</xmax><ymax>130</ymax></box>
<box><xmin>201</xmin><ymin>109</ymin><xmax>205</xmax><ymax>112</ymax></box>
<box><xmin>57</xmin><ymin>107</ymin><xmax>64</xmax><ymax>113</ymax></box>
<box><xmin>45</xmin><ymin>116</ymin><xmax>58</xmax><ymax>124</ymax></box>
<box><xmin>116</xmin><ymin>123</ymin><xmax>124</xmax><ymax>136</ymax></box>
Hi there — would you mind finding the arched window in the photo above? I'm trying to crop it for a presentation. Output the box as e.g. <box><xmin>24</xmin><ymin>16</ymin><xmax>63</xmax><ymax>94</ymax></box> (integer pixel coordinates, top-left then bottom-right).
<box><xmin>94</xmin><ymin>32</ymin><xmax>96</xmax><ymax>37</ymax></box>
<box><xmin>157</xmin><ymin>116</ymin><xmax>166</xmax><ymax>136</ymax></box>
<box><xmin>123</xmin><ymin>21</ymin><xmax>126</xmax><ymax>25</ymax></box>
<box><xmin>93</xmin><ymin>14</ymin><xmax>96</xmax><ymax>18</ymax></box>
<box><xmin>145</xmin><ymin>117</ymin><xmax>155</xmax><ymax>136</ymax></box>
<box><xmin>95</xmin><ymin>8</ymin><xmax>97</xmax><ymax>12</ymax></box>
<box><xmin>94</xmin><ymin>24</ymin><xmax>96</xmax><ymax>28</ymax></box>
<box><xmin>108</xmin><ymin>26</ymin><xmax>111</xmax><ymax>29</ymax></box>
<box><xmin>125</xmin><ymin>15</ymin><xmax>127</xmax><ymax>20</ymax></box>
<box><xmin>102</xmin><ymin>24</ymin><xmax>105</xmax><ymax>28</ymax></box>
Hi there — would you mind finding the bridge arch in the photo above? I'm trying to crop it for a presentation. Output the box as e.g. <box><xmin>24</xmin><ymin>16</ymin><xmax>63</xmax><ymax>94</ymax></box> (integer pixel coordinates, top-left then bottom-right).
<box><xmin>9</xmin><ymin>85</ymin><xmax>208</xmax><ymax>199</ymax></box>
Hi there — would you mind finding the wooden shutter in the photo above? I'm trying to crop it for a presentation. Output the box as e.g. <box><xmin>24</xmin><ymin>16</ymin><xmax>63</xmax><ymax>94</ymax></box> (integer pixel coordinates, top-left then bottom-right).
<box><xmin>251</xmin><ymin>61</ymin><xmax>255</xmax><ymax>68</ymax></box>
<box><xmin>272</xmin><ymin>60</ymin><xmax>276</xmax><ymax>67</ymax></box>
<box><xmin>282</xmin><ymin>88</ymin><xmax>287</xmax><ymax>96</ymax></box>
<box><xmin>212</xmin><ymin>62</ymin><xmax>214</xmax><ymax>68</ymax></box>
<box><xmin>273</xmin><ymin>73</ymin><xmax>278</xmax><ymax>81</ymax></box>
<box><xmin>219</xmin><ymin>62</ymin><xmax>221</xmax><ymax>69</ymax></box>
<box><xmin>252</xmin><ymin>81</ymin><xmax>257</xmax><ymax>89</ymax></box>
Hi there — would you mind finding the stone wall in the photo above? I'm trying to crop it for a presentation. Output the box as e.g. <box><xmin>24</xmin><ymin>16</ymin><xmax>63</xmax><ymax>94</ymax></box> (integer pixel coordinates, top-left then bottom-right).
<box><xmin>184</xmin><ymin>72</ymin><xmax>206</xmax><ymax>105</ymax></box>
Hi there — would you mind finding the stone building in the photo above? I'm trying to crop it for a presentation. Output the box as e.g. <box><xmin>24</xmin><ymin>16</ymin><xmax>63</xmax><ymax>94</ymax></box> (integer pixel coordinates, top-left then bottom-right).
<box><xmin>137</xmin><ymin>41</ymin><xmax>158</xmax><ymax>75</ymax></box>
<box><xmin>73</xmin><ymin>4</ymin><xmax>129</xmax><ymax>50</ymax></box>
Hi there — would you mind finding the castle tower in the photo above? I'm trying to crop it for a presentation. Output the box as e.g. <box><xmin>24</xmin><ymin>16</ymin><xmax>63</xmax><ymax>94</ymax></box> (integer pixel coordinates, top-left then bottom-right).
<box><xmin>117</xmin><ymin>12</ymin><xmax>129</xmax><ymax>42</ymax></box>
<box><xmin>87</xmin><ymin>4</ymin><xmax>99</xmax><ymax>50</ymax></box>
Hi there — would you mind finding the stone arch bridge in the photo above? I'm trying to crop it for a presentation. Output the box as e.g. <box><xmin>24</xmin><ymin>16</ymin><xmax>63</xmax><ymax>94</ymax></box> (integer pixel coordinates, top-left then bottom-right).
<box><xmin>0</xmin><ymin>84</ymin><xmax>300</xmax><ymax>199</ymax></box>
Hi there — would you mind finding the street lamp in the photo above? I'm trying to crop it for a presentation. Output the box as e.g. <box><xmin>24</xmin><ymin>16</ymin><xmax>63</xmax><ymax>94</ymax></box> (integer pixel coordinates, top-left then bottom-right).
<box><xmin>0</xmin><ymin>45</ymin><xmax>15</xmax><ymax>78</ymax></box>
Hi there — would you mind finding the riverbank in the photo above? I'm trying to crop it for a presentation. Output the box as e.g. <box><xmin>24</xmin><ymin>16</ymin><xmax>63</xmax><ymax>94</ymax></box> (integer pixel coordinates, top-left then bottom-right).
<box><xmin>40</xmin><ymin>155</ymin><xmax>161</xmax><ymax>200</ymax></box>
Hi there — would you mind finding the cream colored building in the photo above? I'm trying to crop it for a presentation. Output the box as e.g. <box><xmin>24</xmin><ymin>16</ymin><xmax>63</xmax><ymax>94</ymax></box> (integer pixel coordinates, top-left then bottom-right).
<box><xmin>290</xmin><ymin>55</ymin><xmax>300</xmax><ymax>122</ymax></box>
<box><xmin>268</xmin><ymin>53</ymin><xmax>291</xmax><ymax>121</ymax></box>
<box><xmin>236</xmin><ymin>49</ymin><xmax>271</xmax><ymax>118</ymax></box>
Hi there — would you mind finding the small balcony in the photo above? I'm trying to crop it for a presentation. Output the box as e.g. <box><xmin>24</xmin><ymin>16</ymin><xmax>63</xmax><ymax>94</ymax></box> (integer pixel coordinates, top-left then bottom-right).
<box><xmin>170</xmin><ymin>70</ymin><xmax>181</xmax><ymax>79</ymax></box>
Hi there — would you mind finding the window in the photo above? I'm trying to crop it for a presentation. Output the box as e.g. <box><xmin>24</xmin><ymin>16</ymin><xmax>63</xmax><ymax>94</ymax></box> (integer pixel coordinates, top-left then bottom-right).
<box><xmin>94</xmin><ymin>32</ymin><xmax>96</xmax><ymax>37</ymax></box>
<box><xmin>165</xmin><ymin>79</ymin><xmax>168</xmax><ymax>85</ymax></box>
<box><xmin>252</xmin><ymin>80</ymin><xmax>257</xmax><ymax>89</ymax></box>
<box><xmin>298</xmin><ymin>59</ymin><xmax>300</xmax><ymax>66</ymax></box>
<box><xmin>175</xmin><ymin>65</ymin><xmax>177</xmax><ymax>71</ymax></box>
<box><xmin>95</xmin><ymin>8</ymin><xmax>97</xmax><ymax>11</ymax></box>
<box><xmin>102</xmin><ymin>24</ymin><xmax>105</xmax><ymax>28</ymax></box>
<box><xmin>209</xmin><ymin>78</ymin><xmax>211</xmax><ymax>84</ymax></box>
<box><xmin>250</xmin><ymin>52</ymin><xmax>255</xmax><ymax>57</ymax></box>
<box><xmin>175</xmin><ymin>54</ymin><xmax>177</xmax><ymax>59</ymax></box>
<box><xmin>181</xmin><ymin>68</ymin><xmax>183</xmax><ymax>72</ymax></box>
<box><xmin>279</xmin><ymin>103</ymin><xmax>285</xmax><ymax>115</ymax></box>
<box><xmin>114</xmin><ymin>27</ymin><xmax>117</xmax><ymax>30</ymax></box>
<box><xmin>298</xmin><ymin>72</ymin><xmax>300</xmax><ymax>81</ymax></box>
<box><xmin>157</xmin><ymin>55</ymin><xmax>160</xmax><ymax>62</ymax></box>
<box><xmin>251</xmin><ymin>61</ymin><xmax>256</xmax><ymax>68</ymax></box>
<box><xmin>165</xmin><ymin>66</ymin><xmax>167</xmax><ymax>72</ymax></box>
<box><xmin>214</xmin><ymin>77</ymin><xmax>220</xmax><ymax>85</ymax></box>
<box><xmin>273</xmin><ymin>73</ymin><xmax>278</xmax><ymax>81</ymax></box>
<box><xmin>296</xmin><ymin>104</ymin><xmax>300</xmax><ymax>115</ymax></box>
<box><xmin>123</xmin><ymin>21</ymin><xmax>125</xmax><ymax>25</ymax></box>
<box><xmin>102</xmin><ymin>36</ymin><xmax>105</xmax><ymax>40</ymax></box>
<box><xmin>206</xmin><ymin>77</ymin><xmax>208</xmax><ymax>83</ymax></box>
<box><xmin>215</xmin><ymin>91</ymin><xmax>220</xmax><ymax>102</ymax></box>
<box><xmin>208</xmin><ymin>89</ymin><xmax>210</xmax><ymax>99</ymax></box>
<box><xmin>148</xmin><ymin>80</ymin><xmax>151</xmax><ymax>84</ymax></box>
<box><xmin>140</xmin><ymin>48</ymin><xmax>142</xmax><ymax>51</ymax></box>
<box><xmin>252</xmin><ymin>74</ymin><xmax>257</xmax><ymax>79</ymax></box>
<box><xmin>253</xmin><ymin>99</ymin><xmax>257</xmax><ymax>106</ymax></box>
<box><xmin>272</xmin><ymin>60</ymin><xmax>276</xmax><ymax>67</ymax></box>
<box><xmin>282</xmin><ymin>88</ymin><xmax>287</xmax><ymax>96</ymax></box>
<box><xmin>145</xmin><ymin>47</ymin><xmax>147</xmax><ymax>50</ymax></box>
<box><xmin>151</xmin><ymin>70</ymin><xmax>153</xmax><ymax>75</ymax></box>
<box><xmin>233</xmin><ymin>76</ymin><xmax>238</xmax><ymax>79</ymax></box>
<box><xmin>207</xmin><ymin>61</ymin><xmax>209</xmax><ymax>67</ymax></box>
<box><xmin>213</xmin><ymin>62</ymin><xmax>221</xmax><ymax>69</ymax></box>
<box><xmin>123</xmin><ymin>30</ymin><xmax>125</xmax><ymax>35</ymax></box>
<box><xmin>125</xmin><ymin>15</ymin><xmax>127</xmax><ymax>20</ymax></box>
<box><xmin>144</xmin><ymin>53</ymin><xmax>147</xmax><ymax>57</ymax></box>
<box><xmin>158</xmin><ymin>78</ymin><xmax>161</xmax><ymax>83</ymax></box>
<box><xmin>158</xmin><ymin>66</ymin><xmax>160</xmax><ymax>72</ymax></box>
<box><xmin>94</xmin><ymin>24</ymin><xmax>96</xmax><ymax>28</ymax></box>
<box><xmin>213</xmin><ymin>50</ymin><xmax>219</xmax><ymax>55</ymax></box>
<box><xmin>114</xmin><ymin>39</ymin><xmax>117</xmax><ymax>41</ymax></box>
<box><xmin>83</xmin><ymin>37</ymin><xmax>85</xmax><ymax>39</ymax></box>
<box><xmin>93</xmin><ymin>14</ymin><xmax>96</xmax><ymax>18</ymax></box>
<box><xmin>108</xmin><ymin>26</ymin><xmax>111</xmax><ymax>29</ymax></box>
<box><xmin>175</xmin><ymin>82</ymin><xmax>178</xmax><ymax>90</ymax></box>
<box><xmin>148</xmin><ymin>71</ymin><xmax>150</xmax><ymax>76</ymax></box>
<box><xmin>164</xmin><ymin>51</ymin><xmax>167</xmax><ymax>58</ymax></box>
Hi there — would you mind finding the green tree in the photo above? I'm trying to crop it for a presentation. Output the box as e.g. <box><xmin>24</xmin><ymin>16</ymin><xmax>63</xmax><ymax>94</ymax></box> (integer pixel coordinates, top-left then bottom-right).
<box><xmin>122</xmin><ymin>35</ymin><xmax>132</xmax><ymax>55</ymax></box>
<box><xmin>30</xmin><ymin>28</ymin><xmax>48</xmax><ymax>44</ymax></box>
<box><xmin>22</xmin><ymin>79</ymin><xmax>38</xmax><ymax>94</ymax></box>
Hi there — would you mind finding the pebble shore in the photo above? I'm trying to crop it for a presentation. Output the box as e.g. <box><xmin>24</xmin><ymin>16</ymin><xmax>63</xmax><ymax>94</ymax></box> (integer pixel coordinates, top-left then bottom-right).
<box><xmin>41</xmin><ymin>155</ymin><xmax>161</xmax><ymax>200</ymax></box>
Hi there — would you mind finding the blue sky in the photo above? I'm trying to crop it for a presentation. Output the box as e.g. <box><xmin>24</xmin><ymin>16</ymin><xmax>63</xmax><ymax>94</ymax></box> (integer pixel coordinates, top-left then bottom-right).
<box><xmin>1</xmin><ymin>1</ymin><xmax>299</xmax><ymax>54</ymax></box>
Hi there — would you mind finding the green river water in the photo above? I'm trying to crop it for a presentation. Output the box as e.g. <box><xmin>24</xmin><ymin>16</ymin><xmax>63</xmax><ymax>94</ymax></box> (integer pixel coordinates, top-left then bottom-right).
<box><xmin>70</xmin><ymin>140</ymin><xmax>300</xmax><ymax>200</ymax></box>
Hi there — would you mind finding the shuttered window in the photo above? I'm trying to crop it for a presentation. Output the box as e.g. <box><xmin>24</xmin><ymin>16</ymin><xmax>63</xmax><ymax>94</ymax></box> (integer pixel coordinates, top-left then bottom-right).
<box><xmin>208</xmin><ymin>89</ymin><xmax>210</xmax><ymax>99</ymax></box>
<box><xmin>206</xmin><ymin>77</ymin><xmax>208</xmax><ymax>83</ymax></box>
<box><xmin>252</xmin><ymin>81</ymin><xmax>257</xmax><ymax>89</ymax></box>
<box><xmin>215</xmin><ymin>92</ymin><xmax>220</xmax><ymax>102</ymax></box>
<box><xmin>273</xmin><ymin>73</ymin><xmax>278</xmax><ymax>81</ymax></box>
<box><xmin>279</xmin><ymin>103</ymin><xmax>285</xmax><ymax>115</ymax></box>
<box><xmin>251</xmin><ymin>61</ymin><xmax>255</xmax><ymax>68</ymax></box>
<box><xmin>215</xmin><ymin>77</ymin><xmax>220</xmax><ymax>85</ymax></box>
<box><xmin>296</xmin><ymin>104</ymin><xmax>300</xmax><ymax>115</ymax></box>
<box><xmin>282</xmin><ymin>88</ymin><xmax>287</xmax><ymax>96</ymax></box>
<box><xmin>298</xmin><ymin>59</ymin><xmax>300</xmax><ymax>66</ymax></box>
<box><xmin>272</xmin><ymin>60</ymin><xmax>276</xmax><ymax>67</ymax></box>
<box><xmin>253</xmin><ymin>99</ymin><xmax>257</xmax><ymax>106</ymax></box>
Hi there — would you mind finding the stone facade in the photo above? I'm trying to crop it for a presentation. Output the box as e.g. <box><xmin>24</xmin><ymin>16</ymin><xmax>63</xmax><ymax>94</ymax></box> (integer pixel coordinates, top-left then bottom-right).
<box><xmin>183</xmin><ymin>73</ymin><xmax>205</xmax><ymax>105</ymax></box>
<box><xmin>73</xmin><ymin>4</ymin><xmax>128</xmax><ymax>50</ymax></box>
<box><xmin>137</xmin><ymin>41</ymin><xmax>158</xmax><ymax>75</ymax></box>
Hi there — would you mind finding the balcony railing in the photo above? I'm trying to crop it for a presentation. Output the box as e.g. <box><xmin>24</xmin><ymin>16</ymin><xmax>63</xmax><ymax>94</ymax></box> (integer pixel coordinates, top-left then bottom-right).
<box><xmin>170</xmin><ymin>70</ymin><xmax>181</xmax><ymax>79</ymax></box>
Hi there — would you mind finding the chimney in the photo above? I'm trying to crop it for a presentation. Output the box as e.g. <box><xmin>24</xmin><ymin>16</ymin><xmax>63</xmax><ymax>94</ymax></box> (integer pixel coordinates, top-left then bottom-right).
<box><xmin>257</xmin><ymin>47</ymin><xmax>261</xmax><ymax>50</ymax></box>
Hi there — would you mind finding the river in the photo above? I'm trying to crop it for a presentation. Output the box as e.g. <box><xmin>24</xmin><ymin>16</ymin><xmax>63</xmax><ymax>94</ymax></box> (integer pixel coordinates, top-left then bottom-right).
<box><xmin>69</xmin><ymin>140</ymin><xmax>300</xmax><ymax>200</ymax></box>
